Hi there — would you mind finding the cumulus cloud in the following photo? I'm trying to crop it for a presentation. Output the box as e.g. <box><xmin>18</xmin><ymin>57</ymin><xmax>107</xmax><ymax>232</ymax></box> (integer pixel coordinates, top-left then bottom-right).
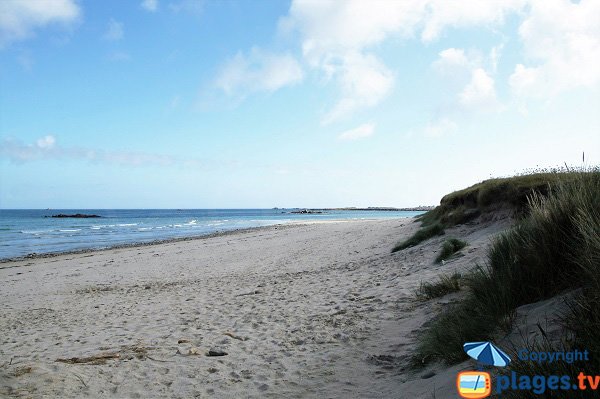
<box><xmin>283</xmin><ymin>0</ymin><xmax>600</xmax><ymax>119</ymax></box>
<box><xmin>459</xmin><ymin>68</ymin><xmax>498</xmax><ymax>109</ymax></box>
<box><xmin>433</xmin><ymin>47</ymin><xmax>499</xmax><ymax>111</ymax></box>
<box><xmin>103</xmin><ymin>18</ymin><xmax>123</xmax><ymax>41</ymax></box>
<box><xmin>281</xmin><ymin>0</ymin><xmax>528</xmax><ymax>123</ymax></box>
<box><xmin>434</xmin><ymin>48</ymin><xmax>470</xmax><ymax>70</ymax></box>
<box><xmin>215</xmin><ymin>48</ymin><xmax>303</xmax><ymax>96</ymax></box>
<box><xmin>509</xmin><ymin>63</ymin><xmax>539</xmax><ymax>96</ymax></box>
<box><xmin>0</xmin><ymin>0</ymin><xmax>80</xmax><ymax>47</ymax></box>
<box><xmin>509</xmin><ymin>0</ymin><xmax>600</xmax><ymax>97</ymax></box>
<box><xmin>322</xmin><ymin>52</ymin><xmax>393</xmax><ymax>124</ymax></box>
<box><xmin>421</xmin><ymin>0</ymin><xmax>526</xmax><ymax>42</ymax></box>
<box><xmin>337</xmin><ymin>123</ymin><xmax>375</xmax><ymax>141</ymax></box>
<box><xmin>141</xmin><ymin>0</ymin><xmax>158</xmax><ymax>12</ymax></box>
<box><xmin>283</xmin><ymin>1</ymin><xmax>419</xmax><ymax>123</ymax></box>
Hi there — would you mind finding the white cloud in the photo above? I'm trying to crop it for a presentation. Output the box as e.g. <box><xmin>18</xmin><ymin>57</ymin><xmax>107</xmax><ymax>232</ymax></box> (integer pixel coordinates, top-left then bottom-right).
<box><xmin>509</xmin><ymin>0</ymin><xmax>600</xmax><ymax>97</ymax></box>
<box><xmin>284</xmin><ymin>1</ymin><xmax>420</xmax><ymax>123</ymax></box>
<box><xmin>421</xmin><ymin>0</ymin><xmax>526</xmax><ymax>42</ymax></box>
<box><xmin>1</xmin><ymin>136</ymin><xmax>176</xmax><ymax>167</ymax></box>
<box><xmin>103</xmin><ymin>18</ymin><xmax>123</xmax><ymax>41</ymax></box>
<box><xmin>337</xmin><ymin>123</ymin><xmax>375</xmax><ymax>141</ymax></box>
<box><xmin>509</xmin><ymin>63</ymin><xmax>539</xmax><ymax>96</ymax></box>
<box><xmin>459</xmin><ymin>68</ymin><xmax>498</xmax><ymax>109</ymax></box>
<box><xmin>141</xmin><ymin>0</ymin><xmax>158</xmax><ymax>12</ymax></box>
<box><xmin>424</xmin><ymin>118</ymin><xmax>458</xmax><ymax>138</ymax></box>
<box><xmin>283</xmin><ymin>0</ymin><xmax>526</xmax><ymax>123</ymax></box>
<box><xmin>433</xmin><ymin>48</ymin><xmax>499</xmax><ymax>111</ymax></box>
<box><xmin>221</xmin><ymin>0</ymin><xmax>598</xmax><ymax>123</ymax></box>
<box><xmin>286</xmin><ymin>1</ymin><xmax>424</xmax><ymax>58</ymax></box>
<box><xmin>0</xmin><ymin>0</ymin><xmax>80</xmax><ymax>47</ymax></box>
<box><xmin>435</xmin><ymin>48</ymin><xmax>470</xmax><ymax>69</ymax></box>
<box><xmin>432</xmin><ymin>47</ymin><xmax>475</xmax><ymax>82</ymax></box>
<box><xmin>36</xmin><ymin>135</ymin><xmax>56</xmax><ymax>149</ymax></box>
<box><xmin>215</xmin><ymin>48</ymin><xmax>303</xmax><ymax>95</ymax></box>
<box><xmin>322</xmin><ymin>52</ymin><xmax>393</xmax><ymax>124</ymax></box>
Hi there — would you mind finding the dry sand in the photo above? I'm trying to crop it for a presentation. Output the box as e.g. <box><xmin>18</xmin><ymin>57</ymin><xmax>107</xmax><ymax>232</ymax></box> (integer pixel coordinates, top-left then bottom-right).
<box><xmin>0</xmin><ymin>217</ymin><xmax>512</xmax><ymax>398</ymax></box>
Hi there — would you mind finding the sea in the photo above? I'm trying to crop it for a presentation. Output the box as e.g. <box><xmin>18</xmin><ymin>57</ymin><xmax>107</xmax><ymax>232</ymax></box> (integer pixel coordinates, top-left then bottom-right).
<box><xmin>0</xmin><ymin>209</ymin><xmax>423</xmax><ymax>260</ymax></box>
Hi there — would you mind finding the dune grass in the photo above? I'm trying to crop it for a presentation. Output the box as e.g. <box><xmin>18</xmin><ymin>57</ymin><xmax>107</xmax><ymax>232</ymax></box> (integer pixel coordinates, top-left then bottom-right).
<box><xmin>416</xmin><ymin>168</ymin><xmax>578</xmax><ymax>228</ymax></box>
<box><xmin>415</xmin><ymin>272</ymin><xmax>461</xmax><ymax>300</ymax></box>
<box><xmin>414</xmin><ymin>169</ymin><xmax>600</xmax><ymax>366</ymax></box>
<box><xmin>392</xmin><ymin>222</ymin><xmax>445</xmax><ymax>252</ymax></box>
<box><xmin>435</xmin><ymin>238</ymin><xmax>467</xmax><ymax>263</ymax></box>
<box><xmin>394</xmin><ymin>170</ymin><xmax>576</xmax><ymax>254</ymax></box>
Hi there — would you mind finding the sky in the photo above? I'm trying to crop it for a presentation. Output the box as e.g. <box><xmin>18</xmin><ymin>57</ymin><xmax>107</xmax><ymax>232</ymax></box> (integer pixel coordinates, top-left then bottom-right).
<box><xmin>0</xmin><ymin>0</ymin><xmax>599</xmax><ymax>209</ymax></box>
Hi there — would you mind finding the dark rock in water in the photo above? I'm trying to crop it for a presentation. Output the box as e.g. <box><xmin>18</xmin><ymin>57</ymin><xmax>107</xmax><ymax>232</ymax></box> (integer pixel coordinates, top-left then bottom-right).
<box><xmin>207</xmin><ymin>350</ymin><xmax>228</xmax><ymax>357</ymax></box>
<box><xmin>290</xmin><ymin>209</ymin><xmax>323</xmax><ymax>214</ymax></box>
<box><xmin>47</xmin><ymin>214</ymin><xmax>101</xmax><ymax>218</ymax></box>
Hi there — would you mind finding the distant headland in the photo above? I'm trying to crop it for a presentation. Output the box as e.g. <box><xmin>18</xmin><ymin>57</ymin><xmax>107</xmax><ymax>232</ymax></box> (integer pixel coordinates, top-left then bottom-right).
<box><xmin>45</xmin><ymin>213</ymin><xmax>102</xmax><ymax>218</ymax></box>
<box><xmin>284</xmin><ymin>206</ymin><xmax>434</xmax><ymax>214</ymax></box>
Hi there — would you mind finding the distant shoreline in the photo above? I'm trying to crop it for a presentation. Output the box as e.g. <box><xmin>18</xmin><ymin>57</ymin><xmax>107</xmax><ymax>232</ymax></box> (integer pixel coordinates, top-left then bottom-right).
<box><xmin>0</xmin><ymin>223</ymin><xmax>296</xmax><ymax>265</ymax></box>
<box><xmin>1</xmin><ymin>209</ymin><xmax>428</xmax><ymax>262</ymax></box>
<box><xmin>1</xmin><ymin>217</ymin><xmax>421</xmax><ymax>266</ymax></box>
<box><xmin>284</xmin><ymin>206</ymin><xmax>434</xmax><ymax>215</ymax></box>
<box><xmin>0</xmin><ymin>207</ymin><xmax>435</xmax><ymax>211</ymax></box>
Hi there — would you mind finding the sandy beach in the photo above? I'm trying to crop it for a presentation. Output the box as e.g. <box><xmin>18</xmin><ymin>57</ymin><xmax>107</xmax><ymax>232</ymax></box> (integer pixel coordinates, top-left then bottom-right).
<box><xmin>0</xmin><ymin>217</ymin><xmax>509</xmax><ymax>398</ymax></box>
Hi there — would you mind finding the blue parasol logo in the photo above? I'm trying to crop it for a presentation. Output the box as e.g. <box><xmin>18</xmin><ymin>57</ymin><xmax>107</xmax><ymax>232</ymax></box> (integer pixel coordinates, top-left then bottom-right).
<box><xmin>463</xmin><ymin>341</ymin><xmax>511</xmax><ymax>367</ymax></box>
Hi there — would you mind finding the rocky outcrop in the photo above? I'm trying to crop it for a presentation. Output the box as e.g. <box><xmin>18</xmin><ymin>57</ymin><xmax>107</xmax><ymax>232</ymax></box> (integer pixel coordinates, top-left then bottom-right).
<box><xmin>47</xmin><ymin>214</ymin><xmax>102</xmax><ymax>218</ymax></box>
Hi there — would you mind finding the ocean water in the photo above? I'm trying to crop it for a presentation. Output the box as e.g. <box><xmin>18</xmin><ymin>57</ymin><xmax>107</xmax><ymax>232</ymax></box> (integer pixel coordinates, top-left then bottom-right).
<box><xmin>0</xmin><ymin>209</ymin><xmax>423</xmax><ymax>260</ymax></box>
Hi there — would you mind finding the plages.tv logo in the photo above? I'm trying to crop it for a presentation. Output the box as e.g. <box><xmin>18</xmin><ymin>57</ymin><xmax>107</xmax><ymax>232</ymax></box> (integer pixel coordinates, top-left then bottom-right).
<box><xmin>456</xmin><ymin>341</ymin><xmax>511</xmax><ymax>399</ymax></box>
<box><xmin>456</xmin><ymin>371</ymin><xmax>491</xmax><ymax>398</ymax></box>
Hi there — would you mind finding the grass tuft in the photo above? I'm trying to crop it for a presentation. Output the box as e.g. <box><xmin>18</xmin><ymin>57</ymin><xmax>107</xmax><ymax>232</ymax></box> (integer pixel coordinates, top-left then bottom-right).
<box><xmin>416</xmin><ymin>272</ymin><xmax>461</xmax><ymax>300</ymax></box>
<box><xmin>392</xmin><ymin>222</ymin><xmax>445</xmax><ymax>252</ymax></box>
<box><xmin>435</xmin><ymin>238</ymin><xmax>468</xmax><ymax>263</ymax></box>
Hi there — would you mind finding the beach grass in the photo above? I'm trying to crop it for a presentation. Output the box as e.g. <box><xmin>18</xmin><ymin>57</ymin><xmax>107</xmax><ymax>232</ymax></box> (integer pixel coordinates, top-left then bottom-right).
<box><xmin>394</xmin><ymin>169</ymin><xmax>576</xmax><ymax>254</ymax></box>
<box><xmin>414</xmin><ymin>168</ymin><xmax>600</xmax><ymax>366</ymax></box>
<box><xmin>435</xmin><ymin>238</ymin><xmax>467</xmax><ymax>263</ymax></box>
<box><xmin>415</xmin><ymin>272</ymin><xmax>461</xmax><ymax>300</ymax></box>
<box><xmin>392</xmin><ymin>222</ymin><xmax>445</xmax><ymax>252</ymax></box>
<box><xmin>417</xmin><ymin>168</ymin><xmax>579</xmax><ymax>228</ymax></box>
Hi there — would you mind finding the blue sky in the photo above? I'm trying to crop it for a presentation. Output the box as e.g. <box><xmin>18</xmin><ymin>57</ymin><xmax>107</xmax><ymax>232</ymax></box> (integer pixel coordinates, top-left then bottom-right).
<box><xmin>1</xmin><ymin>0</ymin><xmax>599</xmax><ymax>208</ymax></box>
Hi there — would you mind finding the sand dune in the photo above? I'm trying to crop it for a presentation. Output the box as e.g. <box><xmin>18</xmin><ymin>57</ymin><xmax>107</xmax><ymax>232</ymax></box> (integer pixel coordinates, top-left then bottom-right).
<box><xmin>0</xmin><ymin>217</ymin><xmax>510</xmax><ymax>398</ymax></box>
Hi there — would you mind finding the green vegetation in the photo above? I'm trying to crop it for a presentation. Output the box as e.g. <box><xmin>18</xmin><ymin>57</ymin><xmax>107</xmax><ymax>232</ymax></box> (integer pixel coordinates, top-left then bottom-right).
<box><xmin>414</xmin><ymin>169</ymin><xmax>600</xmax><ymax>369</ymax></box>
<box><xmin>416</xmin><ymin>272</ymin><xmax>461</xmax><ymax>300</ymax></box>
<box><xmin>394</xmin><ymin>169</ymin><xmax>577</xmax><ymax>254</ymax></box>
<box><xmin>392</xmin><ymin>222</ymin><xmax>445</xmax><ymax>252</ymax></box>
<box><xmin>417</xmin><ymin>168</ymin><xmax>579</xmax><ymax>228</ymax></box>
<box><xmin>435</xmin><ymin>238</ymin><xmax>468</xmax><ymax>263</ymax></box>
